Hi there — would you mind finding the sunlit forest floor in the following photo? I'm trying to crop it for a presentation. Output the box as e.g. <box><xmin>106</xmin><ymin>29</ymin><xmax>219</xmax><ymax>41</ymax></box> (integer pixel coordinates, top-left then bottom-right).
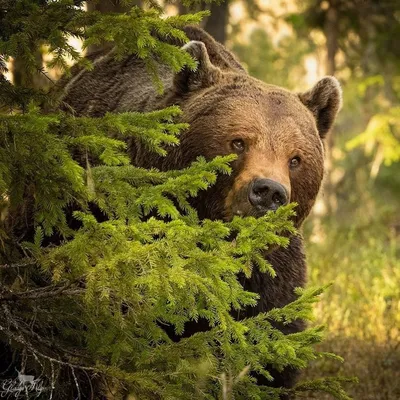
<box><xmin>305</xmin><ymin>337</ymin><xmax>400</xmax><ymax>399</ymax></box>
<box><xmin>301</xmin><ymin>214</ymin><xmax>400</xmax><ymax>399</ymax></box>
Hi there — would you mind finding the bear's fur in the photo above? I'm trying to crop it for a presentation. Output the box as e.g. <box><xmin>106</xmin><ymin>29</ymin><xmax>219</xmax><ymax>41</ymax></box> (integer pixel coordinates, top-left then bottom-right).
<box><xmin>59</xmin><ymin>26</ymin><xmax>342</xmax><ymax>391</ymax></box>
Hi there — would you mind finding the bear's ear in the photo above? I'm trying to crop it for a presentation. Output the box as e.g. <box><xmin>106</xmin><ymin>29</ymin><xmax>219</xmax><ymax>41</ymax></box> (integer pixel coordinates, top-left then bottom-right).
<box><xmin>298</xmin><ymin>76</ymin><xmax>342</xmax><ymax>139</ymax></box>
<box><xmin>174</xmin><ymin>41</ymin><xmax>222</xmax><ymax>94</ymax></box>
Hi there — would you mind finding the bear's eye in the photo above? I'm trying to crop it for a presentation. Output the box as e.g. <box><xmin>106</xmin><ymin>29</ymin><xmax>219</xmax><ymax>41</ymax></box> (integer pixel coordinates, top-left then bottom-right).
<box><xmin>231</xmin><ymin>139</ymin><xmax>245</xmax><ymax>153</ymax></box>
<box><xmin>289</xmin><ymin>156</ymin><xmax>301</xmax><ymax>169</ymax></box>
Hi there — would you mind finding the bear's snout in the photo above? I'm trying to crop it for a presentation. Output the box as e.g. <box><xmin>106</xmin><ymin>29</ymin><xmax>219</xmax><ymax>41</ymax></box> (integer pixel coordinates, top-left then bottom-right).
<box><xmin>248</xmin><ymin>178</ymin><xmax>289</xmax><ymax>212</ymax></box>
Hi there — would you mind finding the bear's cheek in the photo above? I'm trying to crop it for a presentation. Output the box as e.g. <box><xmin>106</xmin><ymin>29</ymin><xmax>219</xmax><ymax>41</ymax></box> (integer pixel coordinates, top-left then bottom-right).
<box><xmin>177</xmin><ymin>129</ymin><xmax>230</xmax><ymax>163</ymax></box>
<box><xmin>289</xmin><ymin>161</ymin><xmax>324</xmax><ymax>224</ymax></box>
<box><xmin>223</xmin><ymin>167</ymin><xmax>260</xmax><ymax>220</ymax></box>
<box><xmin>187</xmin><ymin>173</ymin><xmax>236</xmax><ymax>220</ymax></box>
<box><xmin>224</xmin><ymin>185</ymin><xmax>251</xmax><ymax>219</ymax></box>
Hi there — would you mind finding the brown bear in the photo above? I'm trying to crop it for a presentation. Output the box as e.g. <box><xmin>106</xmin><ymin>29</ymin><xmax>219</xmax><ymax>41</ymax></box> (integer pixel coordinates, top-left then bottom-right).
<box><xmin>60</xmin><ymin>26</ymin><xmax>342</xmax><ymax>393</ymax></box>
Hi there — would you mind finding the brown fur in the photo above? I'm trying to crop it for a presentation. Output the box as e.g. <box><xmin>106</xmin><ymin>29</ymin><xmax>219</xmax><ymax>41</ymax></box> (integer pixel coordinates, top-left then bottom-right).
<box><xmin>59</xmin><ymin>26</ymin><xmax>342</xmax><ymax>392</ymax></box>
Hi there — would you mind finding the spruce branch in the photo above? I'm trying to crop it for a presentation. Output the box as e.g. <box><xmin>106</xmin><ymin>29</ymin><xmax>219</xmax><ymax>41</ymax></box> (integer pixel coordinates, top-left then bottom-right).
<box><xmin>0</xmin><ymin>285</ymin><xmax>85</xmax><ymax>301</ymax></box>
<box><xmin>0</xmin><ymin>260</ymin><xmax>34</xmax><ymax>270</ymax></box>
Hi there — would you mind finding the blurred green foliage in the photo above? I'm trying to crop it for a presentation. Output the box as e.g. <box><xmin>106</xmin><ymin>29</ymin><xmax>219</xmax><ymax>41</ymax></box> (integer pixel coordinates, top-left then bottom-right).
<box><xmin>232</xmin><ymin>28</ymin><xmax>312</xmax><ymax>89</ymax></box>
<box><xmin>347</xmin><ymin>107</ymin><xmax>400</xmax><ymax>174</ymax></box>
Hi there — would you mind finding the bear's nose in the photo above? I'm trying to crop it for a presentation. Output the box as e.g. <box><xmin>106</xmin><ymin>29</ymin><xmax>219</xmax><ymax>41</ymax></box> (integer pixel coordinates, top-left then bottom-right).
<box><xmin>248</xmin><ymin>178</ymin><xmax>288</xmax><ymax>211</ymax></box>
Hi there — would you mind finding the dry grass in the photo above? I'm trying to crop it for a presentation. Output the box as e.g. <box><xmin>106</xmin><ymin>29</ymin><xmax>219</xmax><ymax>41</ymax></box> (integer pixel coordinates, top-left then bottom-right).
<box><xmin>301</xmin><ymin>218</ymin><xmax>400</xmax><ymax>400</ymax></box>
<box><xmin>303</xmin><ymin>336</ymin><xmax>400</xmax><ymax>400</ymax></box>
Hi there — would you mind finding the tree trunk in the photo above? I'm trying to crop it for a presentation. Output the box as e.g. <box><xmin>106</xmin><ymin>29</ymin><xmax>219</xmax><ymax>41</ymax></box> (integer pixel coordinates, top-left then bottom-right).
<box><xmin>203</xmin><ymin>1</ymin><xmax>229</xmax><ymax>44</ymax></box>
<box><xmin>86</xmin><ymin>0</ymin><xmax>140</xmax><ymax>55</ymax></box>
<box><xmin>322</xmin><ymin>0</ymin><xmax>339</xmax><ymax>215</ymax></box>
<box><xmin>325</xmin><ymin>0</ymin><xmax>338</xmax><ymax>76</ymax></box>
<box><xmin>13</xmin><ymin>51</ymin><xmax>48</xmax><ymax>89</ymax></box>
<box><xmin>178</xmin><ymin>1</ymin><xmax>229</xmax><ymax>45</ymax></box>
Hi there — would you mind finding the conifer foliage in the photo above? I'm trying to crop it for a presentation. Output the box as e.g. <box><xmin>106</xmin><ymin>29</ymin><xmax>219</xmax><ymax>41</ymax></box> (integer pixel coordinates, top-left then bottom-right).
<box><xmin>0</xmin><ymin>1</ymin><xmax>352</xmax><ymax>399</ymax></box>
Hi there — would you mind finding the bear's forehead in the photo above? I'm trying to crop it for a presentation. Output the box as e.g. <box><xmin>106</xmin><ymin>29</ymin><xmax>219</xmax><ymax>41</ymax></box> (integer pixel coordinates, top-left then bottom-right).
<box><xmin>193</xmin><ymin>88</ymin><xmax>319</xmax><ymax>144</ymax></box>
<box><xmin>210</xmin><ymin>88</ymin><xmax>308</xmax><ymax>118</ymax></box>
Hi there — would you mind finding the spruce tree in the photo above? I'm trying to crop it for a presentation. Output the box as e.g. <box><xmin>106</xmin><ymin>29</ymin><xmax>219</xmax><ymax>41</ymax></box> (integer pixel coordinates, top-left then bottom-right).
<box><xmin>0</xmin><ymin>1</ymin><xmax>354</xmax><ymax>399</ymax></box>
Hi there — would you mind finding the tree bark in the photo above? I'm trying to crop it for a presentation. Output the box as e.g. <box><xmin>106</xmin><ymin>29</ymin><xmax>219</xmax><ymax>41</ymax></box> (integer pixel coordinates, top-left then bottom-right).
<box><xmin>203</xmin><ymin>1</ymin><xmax>229</xmax><ymax>44</ymax></box>
<box><xmin>178</xmin><ymin>1</ymin><xmax>229</xmax><ymax>45</ymax></box>
<box><xmin>324</xmin><ymin>0</ymin><xmax>338</xmax><ymax>76</ymax></box>
<box><xmin>12</xmin><ymin>51</ymin><xmax>48</xmax><ymax>89</ymax></box>
<box><xmin>86</xmin><ymin>0</ymin><xmax>140</xmax><ymax>55</ymax></box>
<box><xmin>322</xmin><ymin>0</ymin><xmax>339</xmax><ymax>215</ymax></box>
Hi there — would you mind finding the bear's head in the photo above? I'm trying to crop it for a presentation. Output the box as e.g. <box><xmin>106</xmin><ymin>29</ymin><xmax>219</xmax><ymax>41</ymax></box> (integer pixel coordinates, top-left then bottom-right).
<box><xmin>157</xmin><ymin>40</ymin><xmax>342</xmax><ymax>227</ymax></box>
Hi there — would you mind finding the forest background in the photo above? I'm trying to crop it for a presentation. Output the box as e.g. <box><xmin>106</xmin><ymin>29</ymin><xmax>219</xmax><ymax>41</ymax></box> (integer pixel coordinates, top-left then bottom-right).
<box><xmin>1</xmin><ymin>0</ymin><xmax>400</xmax><ymax>399</ymax></box>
